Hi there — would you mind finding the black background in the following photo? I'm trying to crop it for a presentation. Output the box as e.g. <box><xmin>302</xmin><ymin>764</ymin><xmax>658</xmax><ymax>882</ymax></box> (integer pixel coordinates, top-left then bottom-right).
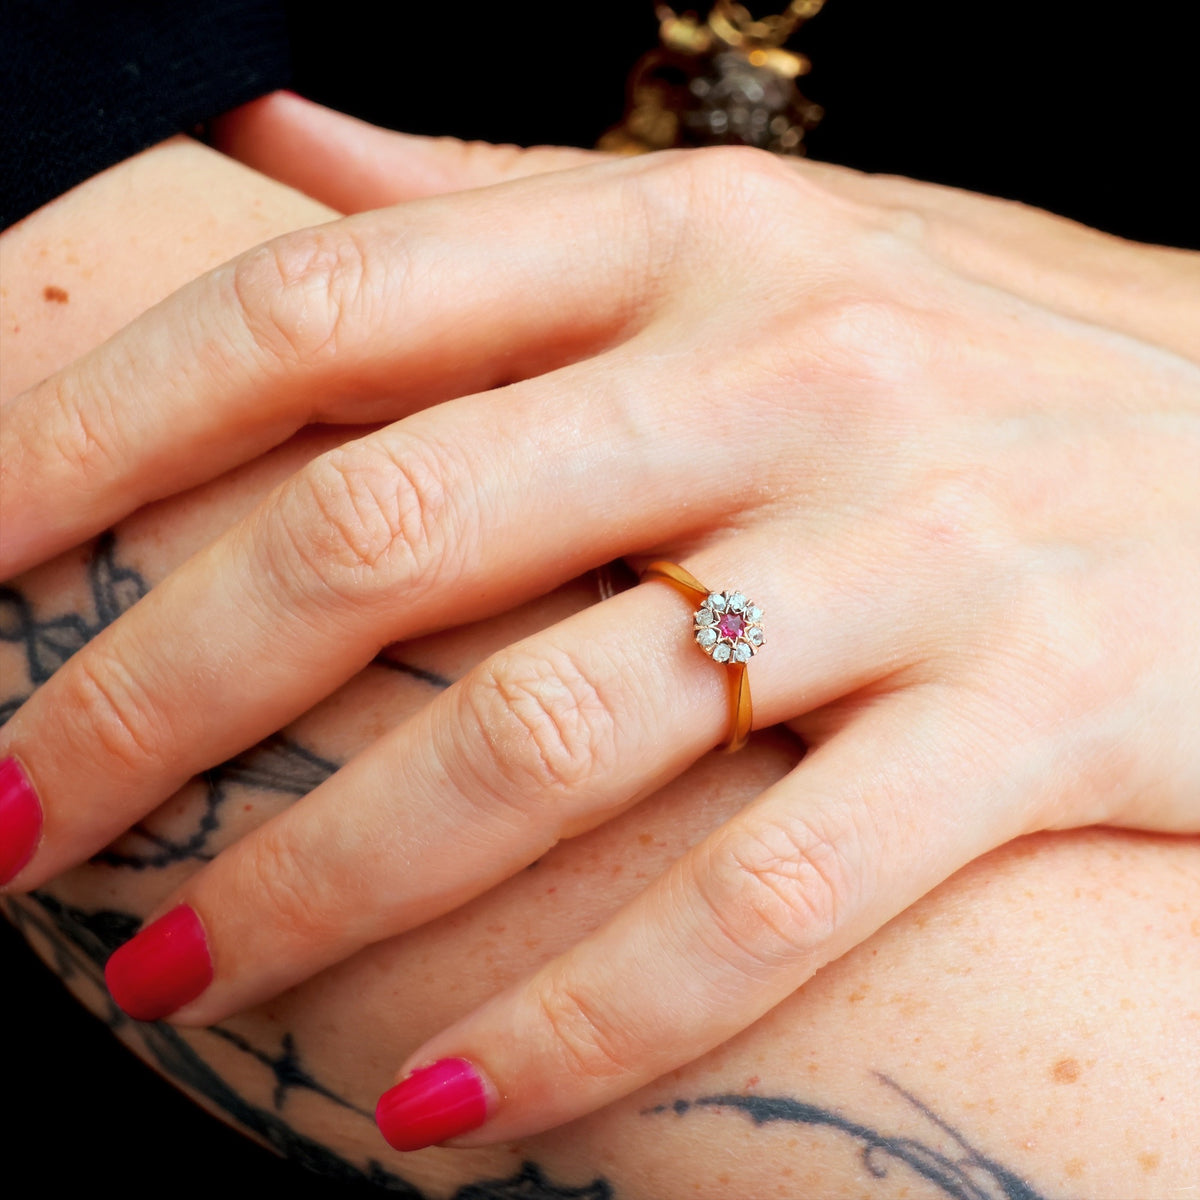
<box><xmin>290</xmin><ymin>0</ymin><xmax>1197</xmax><ymax>250</ymax></box>
<box><xmin>2</xmin><ymin>3</ymin><xmax>1196</xmax><ymax>1198</ymax></box>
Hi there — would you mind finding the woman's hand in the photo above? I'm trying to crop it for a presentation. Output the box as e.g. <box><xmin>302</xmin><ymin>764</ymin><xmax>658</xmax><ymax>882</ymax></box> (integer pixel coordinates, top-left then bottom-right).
<box><xmin>2</xmin><ymin>95</ymin><xmax>1198</xmax><ymax>1150</ymax></box>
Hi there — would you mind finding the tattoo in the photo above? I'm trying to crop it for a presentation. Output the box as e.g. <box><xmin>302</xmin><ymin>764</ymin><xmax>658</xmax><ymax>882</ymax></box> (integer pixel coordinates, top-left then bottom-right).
<box><xmin>2</xmin><ymin>536</ymin><xmax>609</xmax><ymax>1197</ymax></box>
<box><xmin>647</xmin><ymin>1078</ymin><xmax>1048</xmax><ymax>1200</ymax></box>
<box><xmin>0</xmin><ymin>533</ymin><xmax>146</xmax><ymax>700</ymax></box>
<box><xmin>375</xmin><ymin>654</ymin><xmax>453</xmax><ymax>692</ymax></box>
<box><xmin>206</xmin><ymin>1025</ymin><xmax>369</xmax><ymax>1117</ymax></box>
<box><xmin>95</xmin><ymin>734</ymin><xmax>339</xmax><ymax>870</ymax></box>
<box><xmin>454</xmin><ymin>1164</ymin><xmax>613</xmax><ymax>1199</ymax></box>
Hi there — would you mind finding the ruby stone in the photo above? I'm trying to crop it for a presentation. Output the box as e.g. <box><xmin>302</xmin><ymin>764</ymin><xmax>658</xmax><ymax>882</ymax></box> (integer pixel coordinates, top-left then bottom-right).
<box><xmin>717</xmin><ymin>612</ymin><xmax>745</xmax><ymax>639</ymax></box>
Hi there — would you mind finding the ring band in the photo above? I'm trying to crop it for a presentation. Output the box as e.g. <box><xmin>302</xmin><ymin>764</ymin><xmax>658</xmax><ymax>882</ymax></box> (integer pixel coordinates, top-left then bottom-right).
<box><xmin>641</xmin><ymin>560</ymin><xmax>763</xmax><ymax>753</ymax></box>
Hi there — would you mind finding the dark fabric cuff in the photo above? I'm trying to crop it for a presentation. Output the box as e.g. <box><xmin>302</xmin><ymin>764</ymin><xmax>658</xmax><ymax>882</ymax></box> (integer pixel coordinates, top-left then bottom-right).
<box><xmin>1</xmin><ymin>0</ymin><xmax>293</xmax><ymax>230</ymax></box>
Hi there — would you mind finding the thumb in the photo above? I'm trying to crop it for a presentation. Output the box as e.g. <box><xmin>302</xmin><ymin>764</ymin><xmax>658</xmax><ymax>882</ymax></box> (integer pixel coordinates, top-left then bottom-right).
<box><xmin>210</xmin><ymin>91</ymin><xmax>602</xmax><ymax>212</ymax></box>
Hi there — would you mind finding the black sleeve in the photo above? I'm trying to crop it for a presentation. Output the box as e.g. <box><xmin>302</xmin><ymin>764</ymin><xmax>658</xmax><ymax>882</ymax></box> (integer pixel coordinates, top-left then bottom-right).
<box><xmin>0</xmin><ymin>0</ymin><xmax>292</xmax><ymax>229</ymax></box>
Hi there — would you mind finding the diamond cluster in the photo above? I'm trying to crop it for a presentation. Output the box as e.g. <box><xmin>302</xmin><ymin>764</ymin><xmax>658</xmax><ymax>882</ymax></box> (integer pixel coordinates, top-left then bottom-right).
<box><xmin>694</xmin><ymin>591</ymin><xmax>764</xmax><ymax>664</ymax></box>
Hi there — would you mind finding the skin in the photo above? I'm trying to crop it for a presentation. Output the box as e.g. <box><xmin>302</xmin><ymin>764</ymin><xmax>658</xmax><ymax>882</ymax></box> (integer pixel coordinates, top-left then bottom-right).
<box><xmin>2</xmin><ymin>122</ymin><xmax>1199</xmax><ymax>1196</ymax></box>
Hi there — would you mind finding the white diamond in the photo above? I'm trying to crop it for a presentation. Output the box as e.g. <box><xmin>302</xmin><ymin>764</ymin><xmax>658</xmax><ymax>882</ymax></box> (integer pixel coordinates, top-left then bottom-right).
<box><xmin>696</xmin><ymin>627</ymin><xmax>718</xmax><ymax>647</ymax></box>
<box><xmin>728</xmin><ymin>592</ymin><xmax>746</xmax><ymax>612</ymax></box>
<box><xmin>712</xmin><ymin>643</ymin><xmax>731</xmax><ymax>663</ymax></box>
<box><xmin>732</xmin><ymin>642</ymin><xmax>752</xmax><ymax>663</ymax></box>
<box><xmin>706</xmin><ymin>592</ymin><xmax>726</xmax><ymax>611</ymax></box>
<box><xmin>748</xmin><ymin>605</ymin><xmax>762</xmax><ymax>621</ymax></box>
<box><xmin>695</xmin><ymin>609</ymin><xmax>715</xmax><ymax>627</ymax></box>
<box><xmin>748</xmin><ymin>626</ymin><xmax>764</xmax><ymax>645</ymax></box>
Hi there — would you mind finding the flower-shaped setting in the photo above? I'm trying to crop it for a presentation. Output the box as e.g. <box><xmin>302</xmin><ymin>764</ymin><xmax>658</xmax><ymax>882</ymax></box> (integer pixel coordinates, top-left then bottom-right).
<box><xmin>693</xmin><ymin>590</ymin><xmax>765</xmax><ymax>664</ymax></box>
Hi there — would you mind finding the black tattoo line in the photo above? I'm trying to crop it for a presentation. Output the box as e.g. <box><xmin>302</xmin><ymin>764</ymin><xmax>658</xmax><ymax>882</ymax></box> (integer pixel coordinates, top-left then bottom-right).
<box><xmin>206</xmin><ymin>1026</ymin><xmax>370</xmax><ymax>1117</ymax></box>
<box><xmin>0</xmin><ymin>533</ymin><xmax>147</xmax><ymax>690</ymax></box>
<box><xmin>94</xmin><ymin>734</ymin><xmax>340</xmax><ymax>870</ymax></box>
<box><xmin>647</xmin><ymin>1080</ymin><xmax>1048</xmax><ymax>1200</ymax></box>
<box><xmin>0</xmin><ymin>533</ymin><xmax>141</xmax><ymax>725</ymax></box>
<box><xmin>454</xmin><ymin>1163</ymin><xmax>613</xmax><ymax>1199</ymax></box>
<box><xmin>375</xmin><ymin>655</ymin><xmax>453</xmax><ymax>691</ymax></box>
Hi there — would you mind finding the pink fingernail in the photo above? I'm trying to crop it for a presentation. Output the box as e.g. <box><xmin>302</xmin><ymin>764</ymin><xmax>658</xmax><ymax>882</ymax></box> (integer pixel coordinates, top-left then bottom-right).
<box><xmin>105</xmin><ymin>904</ymin><xmax>213</xmax><ymax>1021</ymax></box>
<box><xmin>0</xmin><ymin>757</ymin><xmax>43</xmax><ymax>886</ymax></box>
<box><xmin>375</xmin><ymin>1058</ymin><xmax>491</xmax><ymax>1151</ymax></box>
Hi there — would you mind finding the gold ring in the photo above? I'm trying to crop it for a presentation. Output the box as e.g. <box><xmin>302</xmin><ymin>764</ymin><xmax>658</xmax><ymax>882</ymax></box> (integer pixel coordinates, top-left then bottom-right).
<box><xmin>641</xmin><ymin>560</ymin><xmax>764</xmax><ymax>753</ymax></box>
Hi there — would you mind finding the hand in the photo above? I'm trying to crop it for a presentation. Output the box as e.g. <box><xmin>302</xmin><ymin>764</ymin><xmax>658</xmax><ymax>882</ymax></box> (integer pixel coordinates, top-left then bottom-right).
<box><xmin>2</xmin><ymin>94</ymin><xmax>1198</xmax><ymax>1152</ymax></box>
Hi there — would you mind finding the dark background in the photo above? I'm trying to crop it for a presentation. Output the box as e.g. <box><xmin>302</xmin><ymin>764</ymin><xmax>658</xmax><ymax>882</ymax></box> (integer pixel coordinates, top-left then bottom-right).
<box><xmin>2</xmin><ymin>3</ymin><xmax>1195</xmax><ymax>1199</ymax></box>
<box><xmin>2</xmin><ymin>914</ymin><xmax>371</xmax><ymax>1197</ymax></box>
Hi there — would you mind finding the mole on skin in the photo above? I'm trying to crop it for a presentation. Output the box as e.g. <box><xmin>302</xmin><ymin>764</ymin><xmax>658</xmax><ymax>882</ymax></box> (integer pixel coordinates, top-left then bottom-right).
<box><xmin>1050</xmin><ymin>1057</ymin><xmax>1081</xmax><ymax>1084</ymax></box>
<box><xmin>43</xmin><ymin>285</ymin><xmax>69</xmax><ymax>303</ymax></box>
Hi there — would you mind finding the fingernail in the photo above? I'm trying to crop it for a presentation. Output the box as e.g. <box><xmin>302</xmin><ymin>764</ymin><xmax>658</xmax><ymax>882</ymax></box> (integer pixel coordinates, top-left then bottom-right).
<box><xmin>105</xmin><ymin>904</ymin><xmax>213</xmax><ymax>1021</ymax></box>
<box><xmin>0</xmin><ymin>757</ymin><xmax>43</xmax><ymax>886</ymax></box>
<box><xmin>375</xmin><ymin>1058</ymin><xmax>491</xmax><ymax>1151</ymax></box>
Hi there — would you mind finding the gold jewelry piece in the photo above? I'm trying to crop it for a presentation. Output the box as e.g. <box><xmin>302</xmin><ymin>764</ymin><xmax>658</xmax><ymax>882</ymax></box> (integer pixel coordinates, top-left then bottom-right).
<box><xmin>594</xmin><ymin>562</ymin><xmax>618</xmax><ymax>602</ymax></box>
<box><xmin>593</xmin><ymin>559</ymin><xmax>637</xmax><ymax>603</ymax></box>
<box><xmin>600</xmin><ymin>0</ymin><xmax>825</xmax><ymax>156</ymax></box>
<box><xmin>642</xmin><ymin>560</ymin><xmax>763</xmax><ymax>753</ymax></box>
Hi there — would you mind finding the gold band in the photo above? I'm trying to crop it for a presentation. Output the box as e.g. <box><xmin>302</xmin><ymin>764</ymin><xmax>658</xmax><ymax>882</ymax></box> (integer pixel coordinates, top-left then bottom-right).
<box><xmin>642</xmin><ymin>560</ymin><xmax>755</xmax><ymax>753</ymax></box>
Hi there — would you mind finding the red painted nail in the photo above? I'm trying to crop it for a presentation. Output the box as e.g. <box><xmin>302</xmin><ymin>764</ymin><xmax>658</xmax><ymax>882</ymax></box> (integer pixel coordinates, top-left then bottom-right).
<box><xmin>0</xmin><ymin>757</ymin><xmax>43</xmax><ymax>886</ymax></box>
<box><xmin>375</xmin><ymin>1058</ymin><xmax>491</xmax><ymax>1151</ymax></box>
<box><xmin>105</xmin><ymin>904</ymin><xmax>213</xmax><ymax>1021</ymax></box>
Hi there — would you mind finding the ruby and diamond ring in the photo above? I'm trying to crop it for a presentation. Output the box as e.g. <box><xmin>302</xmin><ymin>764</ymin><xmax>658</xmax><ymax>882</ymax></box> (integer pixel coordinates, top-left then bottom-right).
<box><xmin>693</xmin><ymin>590</ymin><xmax>765</xmax><ymax>664</ymax></box>
<box><xmin>640</xmin><ymin>561</ymin><xmax>763</xmax><ymax>753</ymax></box>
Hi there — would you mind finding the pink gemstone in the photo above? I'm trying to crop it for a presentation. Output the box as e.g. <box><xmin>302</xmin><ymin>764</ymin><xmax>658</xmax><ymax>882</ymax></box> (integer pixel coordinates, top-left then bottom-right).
<box><xmin>717</xmin><ymin>612</ymin><xmax>745</xmax><ymax>639</ymax></box>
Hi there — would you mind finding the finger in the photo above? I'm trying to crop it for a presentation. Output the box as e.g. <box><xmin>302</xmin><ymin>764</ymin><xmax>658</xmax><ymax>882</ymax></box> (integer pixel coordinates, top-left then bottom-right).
<box><xmin>98</xmin><ymin>537</ymin><xmax>914</xmax><ymax>1024</ymax></box>
<box><xmin>0</xmin><ymin>420</ymin><xmax>916</xmax><ymax>887</ymax></box>
<box><xmin>373</xmin><ymin>689</ymin><xmax>1038</xmax><ymax>1150</ymax></box>
<box><xmin>0</xmin><ymin>150</ymin><xmax>670</xmax><ymax>579</ymax></box>
<box><xmin>210</xmin><ymin>91</ymin><xmax>598</xmax><ymax>211</ymax></box>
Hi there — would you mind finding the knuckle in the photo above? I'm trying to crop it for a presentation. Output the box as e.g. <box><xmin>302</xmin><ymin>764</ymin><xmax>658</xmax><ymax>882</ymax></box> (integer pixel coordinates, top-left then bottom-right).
<box><xmin>807</xmin><ymin>295</ymin><xmax>934</xmax><ymax>394</ymax></box>
<box><xmin>632</xmin><ymin>146</ymin><xmax>798</xmax><ymax>271</ymax></box>
<box><xmin>901</xmin><ymin>464</ymin><xmax>1008</xmax><ymax>572</ymax></box>
<box><xmin>234</xmin><ymin>827</ymin><xmax>342</xmax><ymax>944</ymax></box>
<box><xmin>671</xmin><ymin>143</ymin><xmax>797</xmax><ymax>204</ymax></box>
<box><xmin>873</xmin><ymin>201</ymin><xmax>932</xmax><ymax>249</ymax></box>
<box><xmin>38</xmin><ymin>370</ymin><xmax>122</xmax><ymax>488</ymax></box>
<box><xmin>229</xmin><ymin>225</ymin><xmax>373</xmax><ymax>370</ymax></box>
<box><xmin>63</xmin><ymin>649</ymin><xmax>169</xmax><ymax>775</ymax></box>
<box><xmin>272</xmin><ymin>438</ymin><xmax>454</xmax><ymax>603</ymax></box>
<box><xmin>695</xmin><ymin>814</ymin><xmax>862</xmax><ymax>975</ymax></box>
<box><xmin>535</xmin><ymin>976</ymin><xmax>635</xmax><ymax>1082</ymax></box>
<box><xmin>448</xmin><ymin>135</ymin><xmax>527</xmax><ymax>178</ymax></box>
<box><xmin>671</xmin><ymin>144</ymin><xmax>792</xmax><ymax>213</ymax></box>
<box><xmin>459</xmin><ymin>645</ymin><xmax>618</xmax><ymax>803</ymax></box>
<box><xmin>842</xmin><ymin>189</ymin><xmax>935</xmax><ymax>261</ymax></box>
